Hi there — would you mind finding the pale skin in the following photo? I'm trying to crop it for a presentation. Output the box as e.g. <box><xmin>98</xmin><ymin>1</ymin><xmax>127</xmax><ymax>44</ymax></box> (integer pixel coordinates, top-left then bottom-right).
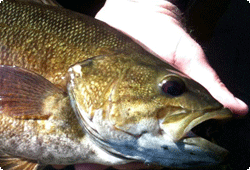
<box><xmin>54</xmin><ymin>0</ymin><xmax>249</xmax><ymax>169</ymax></box>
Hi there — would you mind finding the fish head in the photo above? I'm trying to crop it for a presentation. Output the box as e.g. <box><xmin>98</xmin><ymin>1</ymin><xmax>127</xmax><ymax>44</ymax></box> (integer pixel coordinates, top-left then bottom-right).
<box><xmin>67</xmin><ymin>54</ymin><xmax>232</xmax><ymax>167</ymax></box>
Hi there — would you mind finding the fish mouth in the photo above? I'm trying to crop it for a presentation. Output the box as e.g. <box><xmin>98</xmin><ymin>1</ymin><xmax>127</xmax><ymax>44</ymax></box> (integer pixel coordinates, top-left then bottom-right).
<box><xmin>181</xmin><ymin>107</ymin><xmax>232</xmax><ymax>139</ymax></box>
<box><xmin>161</xmin><ymin>107</ymin><xmax>232</xmax><ymax>141</ymax></box>
<box><xmin>176</xmin><ymin>107</ymin><xmax>232</xmax><ymax>161</ymax></box>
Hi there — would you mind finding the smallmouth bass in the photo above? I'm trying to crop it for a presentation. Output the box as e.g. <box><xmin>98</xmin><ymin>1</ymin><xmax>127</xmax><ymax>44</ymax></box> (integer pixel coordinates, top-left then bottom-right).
<box><xmin>0</xmin><ymin>0</ymin><xmax>233</xmax><ymax>169</ymax></box>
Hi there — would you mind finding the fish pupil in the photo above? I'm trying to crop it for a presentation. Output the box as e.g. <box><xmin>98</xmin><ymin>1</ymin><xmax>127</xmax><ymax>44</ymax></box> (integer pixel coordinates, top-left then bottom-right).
<box><xmin>161</xmin><ymin>80</ymin><xmax>184</xmax><ymax>96</ymax></box>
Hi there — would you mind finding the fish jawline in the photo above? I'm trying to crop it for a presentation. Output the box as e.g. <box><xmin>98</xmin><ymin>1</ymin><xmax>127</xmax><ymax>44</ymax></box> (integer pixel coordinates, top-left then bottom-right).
<box><xmin>181</xmin><ymin>136</ymin><xmax>229</xmax><ymax>161</ymax></box>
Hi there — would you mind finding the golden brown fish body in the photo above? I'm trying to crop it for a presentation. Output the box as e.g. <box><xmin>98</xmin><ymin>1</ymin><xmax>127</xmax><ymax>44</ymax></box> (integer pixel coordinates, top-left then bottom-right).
<box><xmin>0</xmin><ymin>0</ymin><xmax>233</xmax><ymax>169</ymax></box>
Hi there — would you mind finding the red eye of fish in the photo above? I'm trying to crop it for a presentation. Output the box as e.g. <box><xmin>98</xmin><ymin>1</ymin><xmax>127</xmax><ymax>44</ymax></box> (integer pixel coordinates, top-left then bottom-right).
<box><xmin>160</xmin><ymin>77</ymin><xmax>185</xmax><ymax>97</ymax></box>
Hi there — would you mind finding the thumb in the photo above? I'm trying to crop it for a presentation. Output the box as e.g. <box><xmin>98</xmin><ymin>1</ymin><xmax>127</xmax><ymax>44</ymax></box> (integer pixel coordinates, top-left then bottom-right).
<box><xmin>173</xmin><ymin>35</ymin><xmax>248</xmax><ymax>115</ymax></box>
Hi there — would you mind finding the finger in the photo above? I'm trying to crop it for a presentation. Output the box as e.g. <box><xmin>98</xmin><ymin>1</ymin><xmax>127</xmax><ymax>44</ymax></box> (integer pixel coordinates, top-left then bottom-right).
<box><xmin>74</xmin><ymin>163</ymin><xmax>109</xmax><ymax>170</ymax></box>
<box><xmin>190</xmin><ymin>59</ymin><xmax>248</xmax><ymax>115</ymax></box>
<box><xmin>173</xmin><ymin>36</ymin><xmax>249</xmax><ymax>115</ymax></box>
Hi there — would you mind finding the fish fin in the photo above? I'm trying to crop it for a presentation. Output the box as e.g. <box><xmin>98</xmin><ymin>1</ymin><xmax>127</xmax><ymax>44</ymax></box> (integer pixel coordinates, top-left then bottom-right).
<box><xmin>0</xmin><ymin>65</ymin><xmax>66</xmax><ymax>120</ymax></box>
<box><xmin>0</xmin><ymin>152</ymin><xmax>45</xmax><ymax>170</ymax></box>
<box><xmin>17</xmin><ymin>0</ymin><xmax>62</xmax><ymax>7</ymax></box>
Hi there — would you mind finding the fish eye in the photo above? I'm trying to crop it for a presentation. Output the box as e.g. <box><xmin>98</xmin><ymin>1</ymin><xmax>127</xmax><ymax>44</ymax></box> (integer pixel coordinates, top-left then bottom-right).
<box><xmin>159</xmin><ymin>77</ymin><xmax>186</xmax><ymax>97</ymax></box>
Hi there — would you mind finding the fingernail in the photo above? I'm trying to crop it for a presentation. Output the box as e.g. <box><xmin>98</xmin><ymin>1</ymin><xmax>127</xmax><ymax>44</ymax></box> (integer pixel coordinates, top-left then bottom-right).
<box><xmin>235</xmin><ymin>98</ymin><xmax>249</xmax><ymax>115</ymax></box>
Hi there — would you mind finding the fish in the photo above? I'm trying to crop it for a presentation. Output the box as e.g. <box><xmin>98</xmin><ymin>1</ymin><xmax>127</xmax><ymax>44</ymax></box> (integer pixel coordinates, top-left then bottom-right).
<box><xmin>0</xmin><ymin>0</ymin><xmax>233</xmax><ymax>169</ymax></box>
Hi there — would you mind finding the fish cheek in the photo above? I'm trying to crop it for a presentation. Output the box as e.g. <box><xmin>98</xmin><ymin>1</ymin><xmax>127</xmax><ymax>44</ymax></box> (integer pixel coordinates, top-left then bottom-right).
<box><xmin>106</xmin><ymin>72</ymin><xmax>164</xmax><ymax>135</ymax></box>
<box><xmin>67</xmin><ymin>56</ymin><xmax>122</xmax><ymax>119</ymax></box>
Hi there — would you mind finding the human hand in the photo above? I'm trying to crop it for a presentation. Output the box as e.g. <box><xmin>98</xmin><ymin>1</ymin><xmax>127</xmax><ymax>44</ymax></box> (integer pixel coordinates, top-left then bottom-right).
<box><xmin>95</xmin><ymin>0</ymin><xmax>248</xmax><ymax>116</ymax></box>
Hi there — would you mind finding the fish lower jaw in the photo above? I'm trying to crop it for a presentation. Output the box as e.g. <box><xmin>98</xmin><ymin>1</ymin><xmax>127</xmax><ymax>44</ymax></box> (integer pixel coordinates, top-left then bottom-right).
<box><xmin>177</xmin><ymin>127</ymin><xmax>229</xmax><ymax>160</ymax></box>
<box><xmin>177</xmin><ymin>127</ymin><xmax>228</xmax><ymax>154</ymax></box>
<box><xmin>181</xmin><ymin>136</ymin><xmax>229</xmax><ymax>159</ymax></box>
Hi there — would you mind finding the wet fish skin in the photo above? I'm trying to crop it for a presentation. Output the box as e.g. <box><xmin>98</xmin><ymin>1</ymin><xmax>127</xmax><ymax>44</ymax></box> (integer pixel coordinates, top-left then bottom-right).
<box><xmin>0</xmin><ymin>0</ymin><xmax>233</xmax><ymax>169</ymax></box>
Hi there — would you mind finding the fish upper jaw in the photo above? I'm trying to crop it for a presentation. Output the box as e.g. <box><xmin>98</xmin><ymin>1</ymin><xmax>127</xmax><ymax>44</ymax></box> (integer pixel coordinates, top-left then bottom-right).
<box><xmin>159</xmin><ymin>107</ymin><xmax>233</xmax><ymax>142</ymax></box>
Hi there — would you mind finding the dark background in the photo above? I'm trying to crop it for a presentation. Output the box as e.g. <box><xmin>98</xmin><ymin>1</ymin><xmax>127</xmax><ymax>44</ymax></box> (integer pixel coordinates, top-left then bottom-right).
<box><xmin>47</xmin><ymin>0</ymin><xmax>250</xmax><ymax>169</ymax></box>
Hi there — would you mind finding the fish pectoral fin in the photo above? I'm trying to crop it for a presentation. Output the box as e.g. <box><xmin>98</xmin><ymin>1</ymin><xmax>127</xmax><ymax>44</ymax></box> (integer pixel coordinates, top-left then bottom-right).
<box><xmin>0</xmin><ymin>65</ymin><xmax>66</xmax><ymax>120</ymax></box>
<box><xmin>0</xmin><ymin>152</ymin><xmax>45</xmax><ymax>170</ymax></box>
